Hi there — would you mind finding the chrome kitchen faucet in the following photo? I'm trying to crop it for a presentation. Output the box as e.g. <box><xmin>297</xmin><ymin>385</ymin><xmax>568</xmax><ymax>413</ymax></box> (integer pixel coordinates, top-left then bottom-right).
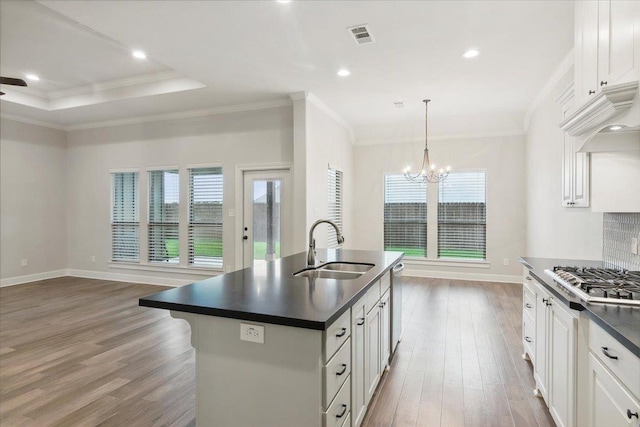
<box><xmin>307</xmin><ymin>219</ymin><xmax>345</xmax><ymax>267</ymax></box>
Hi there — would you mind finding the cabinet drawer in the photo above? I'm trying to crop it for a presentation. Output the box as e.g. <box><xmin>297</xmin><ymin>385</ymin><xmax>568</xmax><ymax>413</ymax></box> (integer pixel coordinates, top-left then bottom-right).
<box><xmin>339</xmin><ymin>412</ymin><xmax>350</xmax><ymax>427</ymax></box>
<box><xmin>323</xmin><ymin>338</ymin><xmax>351</xmax><ymax>410</ymax></box>
<box><xmin>588</xmin><ymin>352</ymin><xmax>640</xmax><ymax>427</ymax></box>
<box><xmin>523</xmin><ymin>312</ymin><xmax>535</xmax><ymax>363</ymax></box>
<box><xmin>325</xmin><ymin>310</ymin><xmax>351</xmax><ymax>363</ymax></box>
<box><xmin>523</xmin><ymin>285</ymin><xmax>535</xmax><ymax>318</ymax></box>
<box><xmin>589</xmin><ymin>320</ymin><xmax>640</xmax><ymax>400</ymax></box>
<box><xmin>522</xmin><ymin>269</ymin><xmax>536</xmax><ymax>293</ymax></box>
<box><xmin>323</xmin><ymin>375</ymin><xmax>351</xmax><ymax>427</ymax></box>
<box><xmin>380</xmin><ymin>272</ymin><xmax>390</xmax><ymax>294</ymax></box>
<box><xmin>365</xmin><ymin>281</ymin><xmax>381</xmax><ymax>314</ymax></box>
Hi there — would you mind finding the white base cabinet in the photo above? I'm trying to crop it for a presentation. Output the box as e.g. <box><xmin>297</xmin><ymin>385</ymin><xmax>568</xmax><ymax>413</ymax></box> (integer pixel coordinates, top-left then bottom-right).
<box><xmin>588</xmin><ymin>353</ymin><xmax>640</xmax><ymax>427</ymax></box>
<box><xmin>522</xmin><ymin>268</ymin><xmax>578</xmax><ymax>427</ymax></box>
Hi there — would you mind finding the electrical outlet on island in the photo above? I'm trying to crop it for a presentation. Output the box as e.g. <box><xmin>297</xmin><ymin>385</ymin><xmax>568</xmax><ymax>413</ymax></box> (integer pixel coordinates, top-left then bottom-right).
<box><xmin>240</xmin><ymin>323</ymin><xmax>264</xmax><ymax>344</ymax></box>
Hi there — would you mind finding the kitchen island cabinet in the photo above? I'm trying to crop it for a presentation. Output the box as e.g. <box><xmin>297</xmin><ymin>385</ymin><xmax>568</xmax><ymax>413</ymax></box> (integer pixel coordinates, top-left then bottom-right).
<box><xmin>140</xmin><ymin>249</ymin><xmax>402</xmax><ymax>427</ymax></box>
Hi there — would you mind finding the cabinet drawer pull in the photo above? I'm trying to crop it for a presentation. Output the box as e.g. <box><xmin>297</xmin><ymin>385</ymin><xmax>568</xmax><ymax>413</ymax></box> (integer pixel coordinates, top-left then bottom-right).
<box><xmin>628</xmin><ymin>409</ymin><xmax>639</xmax><ymax>419</ymax></box>
<box><xmin>546</xmin><ymin>301</ymin><xmax>552</xmax><ymax>307</ymax></box>
<box><xmin>525</xmin><ymin>337</ymin><xmax>532</xmax><ymax>343</ymax></box>
<box><xmin>588</xmin><ymin>89</ymin><xmax>595</xmax><ymax>95</ymax></box>
<box><xmin>336</xmin><ymin>404</ymin><xmax>347</xmax><ymax>418</ymax></box>
<box><xmin>335</xmin><ymin>327</ymin><xmax>347</xmax><ymax>338</ymax></box>
<box><xmin>525</xmin><ymin>303</ymin><xmax>532</xmax><ymax>309</ymax></box>
<box><xmin>542</xmin><ymin>298</ymin><xmax>548</xmax><ymax>304</ymax></box>
<box><xmin>601</xmin><ymin>347</ymin><xmax>618</xmax><ymax>360</ymax></box>
<box><xmin>357</xmin><ymin>318</ymin><xmax>365</xmax><ymax>326</ymax></box>
<box><xmin>336</xmin><ymin>363</ymin><xmax>347</xmax><ymax>376</ymax></box>
<box><xmin>525</xmin><ymin>276</ymin><xmax>532</xmax><ymax>281</ymax></box>
<box><xmin>600</xmin><ymin>80</ymin><xmax>607</xmax><ymax>86</ymax></box>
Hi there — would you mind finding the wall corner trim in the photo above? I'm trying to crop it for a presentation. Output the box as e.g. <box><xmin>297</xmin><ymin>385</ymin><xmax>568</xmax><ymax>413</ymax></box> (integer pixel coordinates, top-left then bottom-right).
<box><xmin>304</xmin><ymin>92</ymin><xmax>355</xmax><ymax>144</ymax></box>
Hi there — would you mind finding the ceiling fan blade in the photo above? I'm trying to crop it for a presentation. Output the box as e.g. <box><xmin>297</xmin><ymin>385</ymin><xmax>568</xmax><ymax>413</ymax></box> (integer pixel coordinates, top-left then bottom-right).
<box><xmin>0</xmin><ymin>77</ymin><xmax>27</xmax><ymax>86</ymax></box>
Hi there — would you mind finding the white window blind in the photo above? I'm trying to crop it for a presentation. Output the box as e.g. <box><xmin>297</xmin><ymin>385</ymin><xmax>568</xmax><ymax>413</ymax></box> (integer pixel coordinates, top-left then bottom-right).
<box><xmin>148</xmin><ymin>169</ymin><xmax>180</xmax><ymax>263</ymax></box>
<box><xmin>438</xmin><ymin>171</ymin><xmax>486</xmax><ymax>260</ymax></box>
<box><xmin>111</xmin><ymin>172</ymin><xmax>139</xmax><ymax>262</ymax></box>
<box><xmin>327</xmin><ymin>168</ymin><xmax>344</xmax><ymax>248</ymax></box>
<box><xmin>383</xmin><ymin>174</ymin><xmax>427</xmax><ymax>257</ymax></box>
<box><xmin>189</xmin><ymin>167</ymin><xmax>223</xmax><ymax>268</ymax></box>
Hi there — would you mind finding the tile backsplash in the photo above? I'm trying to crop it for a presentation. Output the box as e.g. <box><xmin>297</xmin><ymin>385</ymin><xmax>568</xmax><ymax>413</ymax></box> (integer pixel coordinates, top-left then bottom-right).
<box><xmin>603</xmin><ymin>213</ymin><xmax>640</xmax><ymax>270</ymax></box>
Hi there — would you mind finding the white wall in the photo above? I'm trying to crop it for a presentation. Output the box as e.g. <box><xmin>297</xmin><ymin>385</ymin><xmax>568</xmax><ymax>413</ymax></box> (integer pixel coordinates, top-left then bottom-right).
<box><xmin>525</xmin><ymin>71</ymin><xmax>603</xmax><ymax>259</ymax></box>
<box><xmin>352</xmin><ymin>134</ymin><xmax>526</xmax><ymax>282</ymax></box>
<box><xmin>305</xmin><ymin>98</ymin><xmax>354</xmax><ymax>250</ymax></box>
<box><xmin>64</xmin><ymin>106</ymin><xmax>293</xmax><ymax>284</ymax></box>
<box><xmin>1</xmin><ymin>119</ymin><xmax>68</xmax><ymax>284</ymax></box>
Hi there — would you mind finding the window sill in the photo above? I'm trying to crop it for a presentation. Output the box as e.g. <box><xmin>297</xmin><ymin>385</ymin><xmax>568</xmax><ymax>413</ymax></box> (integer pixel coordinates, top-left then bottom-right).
<box><xmin>108</xmin><ymin>261</ymin><xmax>223</xmax><ymax>275</ymax></box>
<box><xmin>402</xmin><ymin>257</ymin><xmax>490</xmax><ymax>269</ymax></box>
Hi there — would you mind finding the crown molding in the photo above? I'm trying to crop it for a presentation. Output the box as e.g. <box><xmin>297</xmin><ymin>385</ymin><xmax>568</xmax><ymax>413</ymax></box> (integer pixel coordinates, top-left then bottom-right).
<box><xmin>305</xmin><ymin>93</ymin><xmax>355</xmax><ymax>144</ymax></box>
<box><xmin>354</xmin><ymin>129</ymin><xmax>526</xmax><ymax>146</ymax></box>
<box><xmin>523</xmin><ymin>48</ymin><xmax>574</xmax><ymax>131</ymax></box>
<box><xmin>65</xmin><ymin>98</ymin><xmax>292</xmax><ymax>131</ymax></box>
<box><xmin>47</xmin><ymin>70</ymin><xmax>183</xmax><ymax>99</ymax></box>
<box><xmin>0</xmin><ymin>113</ymin><xmax>66</xmax><ymax>131</ymax></box>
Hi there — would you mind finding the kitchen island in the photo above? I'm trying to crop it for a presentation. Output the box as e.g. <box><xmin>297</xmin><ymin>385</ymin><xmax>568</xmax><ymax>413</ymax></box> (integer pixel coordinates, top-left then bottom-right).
<box><xmin>140</xmin><ymin>249</ymin><xmax>403</xmax><ymax>427</ymax></box>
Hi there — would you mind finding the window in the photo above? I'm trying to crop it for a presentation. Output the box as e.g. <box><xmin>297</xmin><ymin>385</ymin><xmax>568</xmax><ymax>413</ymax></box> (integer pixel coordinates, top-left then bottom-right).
<box><xmin>438</xmin><ymin>171</ymin><xmax>486</xmax><ymax>260</ymax></box>
<box><xmin>383</xmin><ymin>174</ymin><xmax>427</xmax><ymax>257</ymax></box>
<box><xmin>327</xmin><ymin>168</ymin><xmax>344</xmax><ymax>248</ymax></box>
<box><xmin>111</xmin><ymin>172</ymin><xmax>139</xmax><ymax>262</ymax></box>
<box><xmin>189</xmin><ymin>167</ymin><xmax>223</xmax><ymax>268</ymax></box>
<box><xmin>148</xmin><ymin>169</ymin><xmax>180</xmax><ymax>263</ymax></box>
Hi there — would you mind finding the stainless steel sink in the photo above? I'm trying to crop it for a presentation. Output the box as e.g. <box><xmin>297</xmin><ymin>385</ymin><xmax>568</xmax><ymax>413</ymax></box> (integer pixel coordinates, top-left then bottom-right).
<box><xmin>294</xmin><ymin>269</ymin><xmax>363</xmax><ymax>280</ymax></box>
<box><xmin>320</xmin><ymin>262</ymin><xmax>374</xmax><ymax>273</ymax></box>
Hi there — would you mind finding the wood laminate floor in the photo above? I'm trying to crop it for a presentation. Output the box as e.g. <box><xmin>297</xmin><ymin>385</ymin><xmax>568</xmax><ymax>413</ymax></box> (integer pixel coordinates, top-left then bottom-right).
<box><xmin>0</xmin><ymin>276</ymin><xmax>554</xmax><ymax>427</ymax></box>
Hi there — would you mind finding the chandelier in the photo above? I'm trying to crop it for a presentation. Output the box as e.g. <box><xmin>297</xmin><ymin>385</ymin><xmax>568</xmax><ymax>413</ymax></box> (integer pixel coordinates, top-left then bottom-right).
<box><xmin>403</xmin><ymin>99</ymin><xmax>450</xmax><ymax>183</ymax></box>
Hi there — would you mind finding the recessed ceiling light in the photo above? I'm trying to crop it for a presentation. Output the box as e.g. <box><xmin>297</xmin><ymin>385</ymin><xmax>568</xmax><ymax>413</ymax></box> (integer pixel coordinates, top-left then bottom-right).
<box><xmin>132</xmin><ymin>50</ymin><xmax>147</xmax><ymax>59</ymax></box>
<box><xmin>609</xmin><ymin>125</ymin><xmax>623</xmax><ymax>131</ymax></box>
<box><xmin>276</xmin><ymin>0</ymin><xmax>291</xmax><ymax>3</ymax></box>
<box><xmin>25</xmin><ymin>74</ymin><xmax>40</xmax><ymax>81</ymax></box>
<box><xmin>462</xmin><ymin>49</ymin><xmax>480</xmax><ymax>59</ymax></box>
<box><xmin>394</xmin><ymin>101</ymin><xmax>404</xmax><ymax>108</ymax></box>
<box><xmin>337</xmin><ymin>69</ymin><xmax>351</xmax><ymax>77</ymax></box>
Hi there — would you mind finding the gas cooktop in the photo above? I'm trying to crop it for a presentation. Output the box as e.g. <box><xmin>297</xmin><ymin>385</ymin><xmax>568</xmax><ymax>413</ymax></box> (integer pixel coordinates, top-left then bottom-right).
<box><xmin>544</xmin><ymin>266</ymin><xmax>640</xmax><ymax>306</ymax></box>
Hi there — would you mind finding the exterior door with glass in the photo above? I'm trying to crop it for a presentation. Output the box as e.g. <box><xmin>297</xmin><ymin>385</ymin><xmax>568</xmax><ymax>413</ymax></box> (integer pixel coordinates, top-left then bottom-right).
<box><xmin>242</xmin><ymin>170</ymin><xmax>290</xmax><ymax>268</ymax></box>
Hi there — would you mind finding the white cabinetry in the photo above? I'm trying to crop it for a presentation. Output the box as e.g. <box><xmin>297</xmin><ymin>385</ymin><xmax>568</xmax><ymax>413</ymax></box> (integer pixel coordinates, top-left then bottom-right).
<box><xmin>365</xmin><ymin>298</ymin><xmax>381</xmax><ymax>404</ymax></box>
<box><xmin>574</xmin><ymin>0</ymin><xmax>640</xmax><ymax>107</ymax></box>
<box><xmin>558</xmin><ymin>85</ymin><xmax>590</xmax><ymax>208</ymax></box>
<box><xmin>379</xmin><ymin>289</ymin><xmax>390</xmax><ymax>372</ymax></box>
<box><xmin>522</xmin><ymin>269</ymin><xmax>578</xmax><ymax>427</ymax></box>
<box><xmin>351</xmin><ymin>294</ymin><xmax>367</xmax><ymax>427</ymax></box>
<box><xmin>587</xmin><ymin>319</ymin><xmax>640</xmax><ymax>427</ymax></box>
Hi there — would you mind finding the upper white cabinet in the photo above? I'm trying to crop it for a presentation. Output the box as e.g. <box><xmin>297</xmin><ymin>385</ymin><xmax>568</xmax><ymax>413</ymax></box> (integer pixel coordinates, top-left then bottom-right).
<box><xmin>558</xmin><ymin>85</ymin><xmax>590</xmax><ymax>208</ymax></box>
<box><xmin>574</xmin><ymin>0</ymin><xmax>639</xmax><ymax>107</ymax></box>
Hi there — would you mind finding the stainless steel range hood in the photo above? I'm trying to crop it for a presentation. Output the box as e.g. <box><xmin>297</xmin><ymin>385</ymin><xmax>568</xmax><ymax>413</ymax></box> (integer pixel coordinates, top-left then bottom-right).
<box><xmin>560</xmin><ymin>81</ymin><xmax>640</xmax><ymax>153</ymax></box>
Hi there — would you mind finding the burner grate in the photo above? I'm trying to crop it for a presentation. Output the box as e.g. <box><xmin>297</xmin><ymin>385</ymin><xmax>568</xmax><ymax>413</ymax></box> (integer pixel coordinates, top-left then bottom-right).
<box><xmin>550</xmin><ymin>266</ymin><xmax>640</xmax><ymax>302</ymax></box>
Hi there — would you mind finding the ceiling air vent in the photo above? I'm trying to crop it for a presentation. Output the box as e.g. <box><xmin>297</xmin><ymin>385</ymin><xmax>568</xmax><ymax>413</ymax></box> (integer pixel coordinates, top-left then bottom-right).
<box><xmin>347</xmin><ymin>24</ymin><xmax>375</xmax><ymax>45</ymax></box>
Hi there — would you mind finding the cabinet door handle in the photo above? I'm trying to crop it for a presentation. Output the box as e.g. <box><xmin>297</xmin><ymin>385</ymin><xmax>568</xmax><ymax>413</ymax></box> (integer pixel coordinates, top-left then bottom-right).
<box><xmin>525</xmin><ymin>303</ymin><xmax>532</xmax><ymax>309</ymax></box>
<box><xmin>525</xmin><ymin>337</ymin><xmax>532</xmax><ymax>343</ymax></box>
<box><xmin>600</xmin><ymin>80</ymin><xmax>607</xmax><ymax>86</ymax></box>
<box><xmin>546</xmin><ymin>301</ymin><xmax>552</xmax><ymax>307</ymax></box>
<box><xmin>588</xmin><ymin>89</ymin><xmax>595</xmax><ymax>95</ymax></box>
<box><xmin>628</xmin><ymin>409</ymin><xmax>639</xmax><ymax>419</ymax></box>
<box><xmin>542</xmin><ymin>298</ymin><xmax>549</xmax><ymax>304</ymax></box>
<box><xmin>336</xmin><ymin>404</ymin><xmax>348</xmax><ymax>418</ymax></box>
<box><xmin>525</xmin><ymin>276</ymin><xmax>532</xmax><ymax>281</ymax></box>
<box><xmin>335</xmin><ymin>327</ymin><xmax>347</xmax><ymax>338</ymax></box>
<box><xmin>336</xmin><ymin>363</ymin><xmax>347</xmax><ymax>376</ymax></box>
<box><xmin>601</xmin><ymin>347</ymin><xmax>618</xmax><ymax>360</ymax></box>
<box><xmin>357</xmin><ymin>318</ymin><xmax>365</xmax><ymax>326</ymax></box>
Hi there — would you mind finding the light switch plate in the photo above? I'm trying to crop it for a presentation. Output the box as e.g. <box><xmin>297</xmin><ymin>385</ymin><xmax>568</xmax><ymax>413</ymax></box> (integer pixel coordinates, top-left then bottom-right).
<box><xmin>240</xmin><ymin>323</ymin><xmax>264</xmax><ymax>344</ymax></box>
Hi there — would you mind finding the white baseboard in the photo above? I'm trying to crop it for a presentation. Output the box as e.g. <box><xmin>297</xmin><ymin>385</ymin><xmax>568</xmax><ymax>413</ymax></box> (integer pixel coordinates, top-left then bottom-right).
<box><xmin>0</xmin><ymin>269</ymin><xmax>68</xmax><ymax>287</ymax></box>
<box><xmin>404</xmin><ymin>268</ymin><xmax>520</xmax><ymax>284</ymax></box>
<box><xmin>66</xmin><ymin>269</ymin><xmax>191</xmax><ymax>287</ymax></box>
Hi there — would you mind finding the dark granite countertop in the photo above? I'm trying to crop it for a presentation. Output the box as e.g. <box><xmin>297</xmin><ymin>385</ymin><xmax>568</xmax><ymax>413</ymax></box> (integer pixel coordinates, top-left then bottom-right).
<box><xmin>519</xmin><ymin>257</ymin><xmax>640</xmax><ymax>358</ymax></box>
<box><xmin>140</xmin><ymin>249</ymin><xmax>403</xmax><ymax>331</ymax></box>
